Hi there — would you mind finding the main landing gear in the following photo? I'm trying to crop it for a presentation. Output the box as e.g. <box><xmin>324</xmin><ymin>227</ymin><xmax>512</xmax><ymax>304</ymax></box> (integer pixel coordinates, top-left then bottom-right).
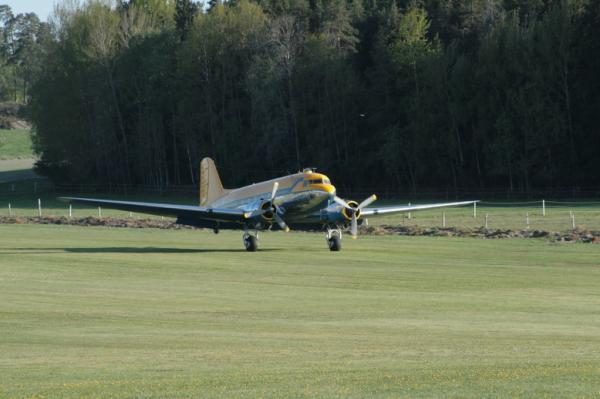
<box><xmin>326</xmin><ymin>227</ymin><xmax>342</xmax><ymax>251</ymax></box>
<box><xmin>243</xmin><ymin>230</ymin><xmax>259</xmax><ymax>252</ymax></box>
<box><xmin>242</xmin><ymin>226</ymin><xmax>343</xmax><ymax>252</ymax></box>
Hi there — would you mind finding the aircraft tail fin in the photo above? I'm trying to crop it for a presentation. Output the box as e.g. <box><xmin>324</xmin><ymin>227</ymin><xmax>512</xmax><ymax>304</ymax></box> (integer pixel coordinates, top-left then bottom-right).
<box><xmin>200</xmin><ymin>158</ymin><xmax>228</xmax><ymax>206</ymax></box>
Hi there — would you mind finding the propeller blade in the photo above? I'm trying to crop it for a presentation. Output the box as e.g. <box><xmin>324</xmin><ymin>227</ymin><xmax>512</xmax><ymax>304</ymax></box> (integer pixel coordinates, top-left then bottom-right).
<box><xmin>358</xmin><ymin>194</ymin><xmax>377</xmax><ymax>209</ymax></box>
<box><xmin>274</xmin><ymin>214</ymin><xmax>290</xmax><ymax>232</ymax></box>
<box><xmin>351</xmin><ymin>213</ymin><xmax>358</xmax><ymax>239</ymax></box>
<box><xmin>270</xmin><ymin>182</ymin><xmax>279</xmax><ymax>201</ymax></box>
<box><xmin>333</xmin><ymin>196</ymin><xmax>352</xmax><ymax>209</ymax></box>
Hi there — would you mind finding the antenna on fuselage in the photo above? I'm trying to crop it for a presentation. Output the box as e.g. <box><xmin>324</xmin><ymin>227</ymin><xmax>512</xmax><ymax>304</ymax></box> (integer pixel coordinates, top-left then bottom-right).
<box><xmin>301</xmin><ymin>167</ymin><xmax>318</xmax><ymax>173</ymax></box>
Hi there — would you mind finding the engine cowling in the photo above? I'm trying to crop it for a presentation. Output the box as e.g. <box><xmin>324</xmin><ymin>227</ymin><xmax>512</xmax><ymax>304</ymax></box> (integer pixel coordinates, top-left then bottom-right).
<box><xmin>341</xmin><ymin>200</ymin><xmax>360</xmax><ymax>220</ymax></box>
<box><xmin>332</xmin><ymin>194</ymin><xmax>377</xmax><ymax>238</ymax></box>
<box><xmin>247</xmin><ymin>181</ymin><xmax>290</xmax><ymax>232</ymax></box>
<box><xmin>260</xmin><ymin>200</ymin><xmax>277</xmax><ymax>221</ymax></box>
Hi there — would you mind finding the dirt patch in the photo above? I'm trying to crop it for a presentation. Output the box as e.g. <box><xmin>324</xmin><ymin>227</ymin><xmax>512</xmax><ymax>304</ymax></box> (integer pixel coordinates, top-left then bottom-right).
<box><xmin>0</xmin><ymin>117</ymin><xmax>30</xmax><ymax>130</ymax></box>
<box><xmin>0</xmin><ymin>102</ymin><xmax>30</xmax><ymax>129</ymax></box>
<box><xmin>1</xmin><ymin>216</ymin><xmax>599</xmax><ymax>243</ymax></box>
<box><xmin>360</xmin><ymin>225</ymin><xmax>600</xmax><ymax>243</ymax></box>
<box><xmin>0</xmin><ymin>216</ymin><xmax>194</xmax><ymax>230</ymax></box>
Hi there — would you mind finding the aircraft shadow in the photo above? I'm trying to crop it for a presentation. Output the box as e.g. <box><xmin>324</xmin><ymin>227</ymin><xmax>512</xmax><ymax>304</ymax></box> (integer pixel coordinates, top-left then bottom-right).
<box><xmin>1</xmin><ymin>247</ymin><xmax>282</xmax><ymax>254</ymax></box>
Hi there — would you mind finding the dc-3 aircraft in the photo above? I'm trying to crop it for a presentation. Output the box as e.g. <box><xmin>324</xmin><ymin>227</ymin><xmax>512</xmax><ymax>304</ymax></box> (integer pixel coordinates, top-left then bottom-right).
<box><xmin>60</xmin><ymin>158</ymin><xmax>477</xmax><ymax>252</ymax></box>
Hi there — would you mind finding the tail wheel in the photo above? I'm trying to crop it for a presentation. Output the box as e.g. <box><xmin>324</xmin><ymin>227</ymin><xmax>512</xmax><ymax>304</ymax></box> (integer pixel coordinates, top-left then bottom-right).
<box><xmin>328</xmin><ymin>236</ymin><xmax>342</xmax><ymax>251</ymax></box>
<box><xmin>244</xmin><ymin>235</ymin><xmax>258</xmax><ymax>252</ymax></box>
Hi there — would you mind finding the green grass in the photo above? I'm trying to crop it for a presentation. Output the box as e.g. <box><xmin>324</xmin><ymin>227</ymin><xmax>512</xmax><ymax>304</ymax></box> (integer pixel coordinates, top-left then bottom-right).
<box><xmin>370</xmin><ymin>201</ymin><xmax>600</xmax><ymax>232</ymax></box>
<box><xmin>0</xmin><ymin>129</ymin><xmax>34</xmax><ymax>160</ymax></box>
<box><xmin>0</xmin><ymin>193</ymin><xmax>186</xmax><ymax>220</ymax></box>
<box><xmin>0</xmin><ymin>159</ymin><xmax>38</xmax><ymax>183</ymax></box>
<box><xmin>0</xmin><ymin>129</ymin><xmax>37</xmax><ymax>182</ymax></box>
<box><xmin>1</xmin><ymin>224</ymin><xmax>599</xmax><ymax>398</ymax></box>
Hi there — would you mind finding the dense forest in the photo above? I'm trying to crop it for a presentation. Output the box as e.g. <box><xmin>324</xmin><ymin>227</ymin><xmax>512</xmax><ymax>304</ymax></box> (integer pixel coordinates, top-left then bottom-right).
<box><xmin>1</xmin><ymin>0</ymin><xmax>599</xmax><ymax>195</ymax></box>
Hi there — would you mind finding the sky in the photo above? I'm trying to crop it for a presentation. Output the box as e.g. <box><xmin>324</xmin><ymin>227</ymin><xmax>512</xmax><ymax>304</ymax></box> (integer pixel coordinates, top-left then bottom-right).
<box><xmin>2</xmin><ymin>0</ymin><xmax>56</xmax><ymax>20</ymax></box>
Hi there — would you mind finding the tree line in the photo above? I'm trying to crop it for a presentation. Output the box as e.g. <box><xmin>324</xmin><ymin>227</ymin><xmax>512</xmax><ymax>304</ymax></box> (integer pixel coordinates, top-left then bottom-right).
<box><xmin>6</xmin><ymin>0</ymin><xmax>600</xmax><ymax>195</ymax></box>
<box><xmin>0</xmin><ymin>5</ymin><xmax>51</xmax><ymax>104</ymax></box>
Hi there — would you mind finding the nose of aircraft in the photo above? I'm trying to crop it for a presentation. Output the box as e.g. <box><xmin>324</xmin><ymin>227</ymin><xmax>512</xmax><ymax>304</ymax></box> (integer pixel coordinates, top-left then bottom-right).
<box><xmin>305</xmin><ymin>173</ymin><xmax>336</xmax><ymax>196</ymax></box>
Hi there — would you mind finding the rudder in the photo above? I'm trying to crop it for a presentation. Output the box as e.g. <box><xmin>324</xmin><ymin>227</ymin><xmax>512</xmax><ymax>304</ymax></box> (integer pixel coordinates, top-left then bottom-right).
<box><xmin>200</xmin><ymin>158</ymin><xmax>227</xmax><ymax>206</ymax></box>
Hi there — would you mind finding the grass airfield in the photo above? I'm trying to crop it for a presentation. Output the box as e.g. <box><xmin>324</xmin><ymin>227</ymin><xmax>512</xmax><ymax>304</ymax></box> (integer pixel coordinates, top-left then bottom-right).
<box><xmin>1</xmin><ymin>224</ymin><xmax>599</xmax><ymax>398</ymax></box>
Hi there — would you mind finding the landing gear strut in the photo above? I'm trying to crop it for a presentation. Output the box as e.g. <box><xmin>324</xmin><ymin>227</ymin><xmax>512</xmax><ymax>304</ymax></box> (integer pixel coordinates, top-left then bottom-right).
<box><xmin>243</xmin><ymin>230</ymin><xmax>259</xmax><ymax>252</ymax></box>
<box><xmin>326</xmin><ymin>227</ymin><xmax>342</xmax><ymax>251</ymax></box>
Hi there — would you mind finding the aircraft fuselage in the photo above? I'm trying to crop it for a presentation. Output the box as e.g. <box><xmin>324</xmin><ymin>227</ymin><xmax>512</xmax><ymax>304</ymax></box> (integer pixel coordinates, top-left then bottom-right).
<box><xmin>211</xmin><ymin>171</ymin><xmax>342</xmax><ymax>230</ymax></box>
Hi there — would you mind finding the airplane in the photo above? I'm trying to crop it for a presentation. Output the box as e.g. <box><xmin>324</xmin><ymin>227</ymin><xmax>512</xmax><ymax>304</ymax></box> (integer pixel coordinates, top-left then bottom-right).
<box><xmin>60</xmin><ymin>158</ymin><xmax>477</xmax><ymax>252</ymax></box>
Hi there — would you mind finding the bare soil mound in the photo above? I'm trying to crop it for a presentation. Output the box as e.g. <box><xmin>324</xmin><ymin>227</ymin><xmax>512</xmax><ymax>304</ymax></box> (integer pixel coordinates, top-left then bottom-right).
<box><xmin>360</xmin><ymin>225</ymin><xmax>600</xmax><ymax>243</ymax></box>
<box><xmin>1</xmin><ymin>216</ymin><xmax>599</xmax><ymax>243</ymax></box>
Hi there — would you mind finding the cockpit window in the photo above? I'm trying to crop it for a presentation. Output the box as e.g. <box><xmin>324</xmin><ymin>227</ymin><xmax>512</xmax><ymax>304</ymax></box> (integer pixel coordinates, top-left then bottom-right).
<box><xmin>306</xmin><ymin>178</ymin><xmax>331</xmax><ymax>185</ymax></box>
<box><xmin>305</xmin><ymin>178</ymin><xmax>330</xmax><ymax>186</ymax></box>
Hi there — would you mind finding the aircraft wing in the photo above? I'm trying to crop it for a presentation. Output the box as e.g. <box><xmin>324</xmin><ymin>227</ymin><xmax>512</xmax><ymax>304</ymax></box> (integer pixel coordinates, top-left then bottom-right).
<box><xmin>58</xmin><ymin>197</ymin><xmax>248</xmax><ymax>223</ymax></box>
<box><xmin>361</xmin><ymin>200</ymin><xmax>478</xmax><ymax>216</ymax></box>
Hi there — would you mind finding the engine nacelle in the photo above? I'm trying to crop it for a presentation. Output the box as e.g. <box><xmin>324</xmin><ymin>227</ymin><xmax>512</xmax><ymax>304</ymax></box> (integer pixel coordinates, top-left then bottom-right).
<box><xmin>259</xmin><ymin>200</ymin><xmax>277</xmax><ymax>221</ymax></box>
<box><xmin>341</xmin><ymin>200</ymin><xmax>361</xmax><ymax>220</ymax></box>
<box><xmin>320</xmin><ymin>200</ymin><xmax>362</xmax><ymax>224</ymax></box>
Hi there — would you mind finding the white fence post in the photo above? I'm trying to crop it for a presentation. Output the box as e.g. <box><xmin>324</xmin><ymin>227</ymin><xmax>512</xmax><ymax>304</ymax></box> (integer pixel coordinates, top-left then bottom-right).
<box><xmin>408</xmin><ymin>202</ymin><xmax>411</xmax><ymax>220</ymax></box>
<box><xmin>473</xmin><ymin>202</ymin><xmax>477</xmax><ymax>219</ymax></box>
<box><xmin>98</xmin><ymin>206</ymin><xmax>102</xmax><ymax>218</ymax></box>
<box><xmin>542</xmin><ymin>200</ymin><xmax>546</xmax><ymax>217</ymax></box>
<box><xmin>38</xmin><ymin>198</ymin><xmax>41</xmax><ymax>217</ymax></box>
<box><xmin>69</xmin><ymin>204</ymin><xmax>72</xmax><ymax>218</ymax></box>
<box><xmin>485</xmin><ymin>213</ymin><xmax>489</xmax><ymax>229</ymax></box>
<box><xmin>129</xmin><ymin>212</ymin><xmax>132</xmax><ymax>218</ymax></box>
<box><xmin>526</xmin><ymin>212</ymin><xmax>529</xmax><ymax>229</ymax></box>
<box><xmin>8</xmin><ymin>203</ymin><xmax>12</xmax><ymax>216</ymax></box>
<box><xmin>442</xmin><ymin>212</ymin><xmax>446</xmax><ymax>227</ymax></box>
<box><xmin>571</xmin><ymin>211</ymin><xmax>575</xmax><ymax>229</ymax></box>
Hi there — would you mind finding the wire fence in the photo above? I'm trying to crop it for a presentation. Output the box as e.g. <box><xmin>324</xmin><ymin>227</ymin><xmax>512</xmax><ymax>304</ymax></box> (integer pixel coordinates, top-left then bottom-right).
<box><xmin>2</xmin><ymin>179</ymin><xmax>600</xmax><ymax>232</ymax></box>
<box><xmin>2</xmin><ymin>196</ymin><xmax>600</xmax><ymax>233</ymax></box>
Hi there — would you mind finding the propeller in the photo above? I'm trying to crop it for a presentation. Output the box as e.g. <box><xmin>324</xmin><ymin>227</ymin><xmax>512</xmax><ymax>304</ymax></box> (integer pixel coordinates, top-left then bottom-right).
<box><xmin>251</xmin><ymin>182</ymin><xmax>289</xmax><ymax>232</ymax></box>
<box><xmin>273</xmin><ymin>213</ymin><xmax>289</xmax><ymax>232</ymax></box>
<box><xmin>333</xmin><ymin>194</ymin><xmax>377</xmax><ymax>239</ymax></box>
<box><xmin>270</xmin><ymin>182</ymin><xmax>279</xmax><ymax>201</ymax></box>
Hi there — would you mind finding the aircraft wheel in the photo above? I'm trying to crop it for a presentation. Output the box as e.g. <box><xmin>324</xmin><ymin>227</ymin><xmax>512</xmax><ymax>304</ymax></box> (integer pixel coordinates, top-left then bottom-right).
<box><xmin>244</xmin><ymin>235</ymin><xmax>258</xmax><ymax>252</ymax></box>
<box><xmin>328</xmin><ymin>236</ymin><xmax>342</xmax><ymax>251</ymax></box>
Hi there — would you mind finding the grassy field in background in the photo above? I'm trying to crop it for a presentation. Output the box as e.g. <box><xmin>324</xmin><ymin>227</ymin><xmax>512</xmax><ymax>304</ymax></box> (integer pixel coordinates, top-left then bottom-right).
<box><xmin>0</xmin><ymin>159</ymin><xmax>37</xmax><ymax>183</ymax></box>
<box><xmin>0</xmin><ymin>129</ymin><xmax>37</xmax><ymax>183</ymax></box>
<box><xmin>1</xmin><ymin>224</ymin><xmax>599</xmax><ymax>398</ymax></box>
<box><xmin>371</xmin><ymin>200</ymin><xmax>600</xmax><ymax>232</ymax></box>
<box><xmin>1</xmin><ymin>192</ymin><xmax>600</xmax><ymax>232</ymax></box>
<box><xmin>0</xmin><ymin>129</ymin><xmax>33</xmax><ymax>160</ymax></box>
